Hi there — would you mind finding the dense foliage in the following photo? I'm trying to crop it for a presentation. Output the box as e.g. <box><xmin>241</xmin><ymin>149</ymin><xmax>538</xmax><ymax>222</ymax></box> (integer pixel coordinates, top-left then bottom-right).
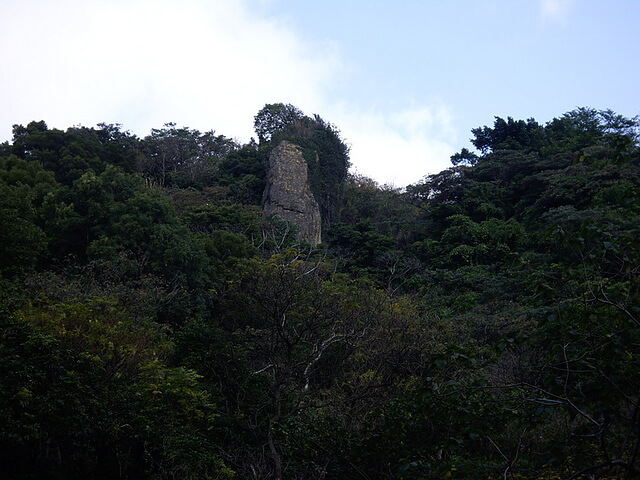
<box><xmin>1</xmin><ymin>105</ymin><xmax>639</xmax><ymax>479</ymax></box>
<box><xmin>254</xmin><ymin>103</ymin><xmax>351</xmax><ymax>228</ymax></box>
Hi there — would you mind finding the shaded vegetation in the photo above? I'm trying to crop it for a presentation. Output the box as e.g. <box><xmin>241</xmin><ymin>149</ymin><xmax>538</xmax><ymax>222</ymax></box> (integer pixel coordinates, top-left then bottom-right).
<box><xmin>1</xmin><ymin>105</ymin><xmax>639</xmax><ymax>479</ymax></box>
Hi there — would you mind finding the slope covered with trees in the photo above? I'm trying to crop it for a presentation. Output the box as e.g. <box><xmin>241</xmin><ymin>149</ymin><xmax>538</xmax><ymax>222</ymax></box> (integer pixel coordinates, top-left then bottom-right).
<box><xmin>0</xmin><ymin>105</ymin><xmax>638</xmax><ymax>479</ymax></box>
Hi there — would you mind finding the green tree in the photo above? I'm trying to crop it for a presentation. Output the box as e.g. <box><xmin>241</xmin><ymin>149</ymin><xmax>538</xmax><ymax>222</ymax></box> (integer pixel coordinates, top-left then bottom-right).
<box><xmin>253</xmin><ymin>103</ymin><xmax>304</xmax><ymax>143</ymax></box>
<box><xmin>138</xmin><ymin>123</ymin><xmax>238</xmax><ymax>188</ymax></box>
<box><xmin>0</xmin><ymin>156</ymin><xmax>58</xmax><ymax>278</ymax></box>
<box><xmin>450</xmin><ymin>147</ymin><xmax>479</xmax><ymax>166</ymax></box>
<box><xmin>0</xmin><ymin>183</ymin><xmax>47</xmax><ymax>278</ymax></box>
<box><xmin>471</xmin><ymin>116</ymin><xmax>545</xmax><ymax>154</ymax></box>
<box><xmin>216</xmin><ymin>143</ymin><xmax>269</xmax><ymax>205</ymax></box>
<box><xmin>0</xmin><ymin>298</ymin><xmax>233</xmax><ymax>479</ymax></box>
<box><xmin>11</xmin><ymin>121</ymin><xmax>140</xmax><ymax>186</ymax></box>
<box><xmin>180</xmin><ymin>251</ymin><xmax>433</xmax><ymax>479</ymax></box>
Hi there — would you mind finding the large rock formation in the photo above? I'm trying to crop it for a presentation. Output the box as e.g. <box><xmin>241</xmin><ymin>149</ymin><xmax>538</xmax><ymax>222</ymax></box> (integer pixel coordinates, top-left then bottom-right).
<box><xmin>263</xmin><ymin>141</ymin><xmax>322</xmax><ymax>246</ymax></box>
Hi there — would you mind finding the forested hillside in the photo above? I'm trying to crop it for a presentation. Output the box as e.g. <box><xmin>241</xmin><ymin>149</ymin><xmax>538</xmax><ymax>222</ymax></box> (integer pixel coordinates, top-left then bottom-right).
<box><xmin>1</xmin><ymin>105</ymin><xmax>639</xmax><ymax>480</ymax></box>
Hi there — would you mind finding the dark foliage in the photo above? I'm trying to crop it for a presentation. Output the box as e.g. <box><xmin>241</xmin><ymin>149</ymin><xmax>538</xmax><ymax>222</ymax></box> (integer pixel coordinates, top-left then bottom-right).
<box><xmin>1</xmin><ymin>106</ymin><xmax>639</xmax><ymax>479</ymax></box>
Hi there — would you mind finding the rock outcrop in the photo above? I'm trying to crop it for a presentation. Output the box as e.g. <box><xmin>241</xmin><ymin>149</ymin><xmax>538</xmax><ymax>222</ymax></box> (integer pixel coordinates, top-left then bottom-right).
<box><xmin>263</xmin><ymin>141</ymin><xmax>322</xmax><ymax>246</ymax></box>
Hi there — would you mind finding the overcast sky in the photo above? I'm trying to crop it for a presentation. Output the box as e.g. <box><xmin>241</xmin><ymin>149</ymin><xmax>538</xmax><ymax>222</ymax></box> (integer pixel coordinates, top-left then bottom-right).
<box><xmin>1</xmin><ymin>0</ymin><xmax>639</xmax><ymax>186</ymax></box>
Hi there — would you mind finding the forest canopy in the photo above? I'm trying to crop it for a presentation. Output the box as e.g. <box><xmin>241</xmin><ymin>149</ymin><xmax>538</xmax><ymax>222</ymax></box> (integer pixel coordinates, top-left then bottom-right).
<box><xmin>1</xmin><ymin>105</ymin><xmax>639</xmax><ymax>480</ymax></box>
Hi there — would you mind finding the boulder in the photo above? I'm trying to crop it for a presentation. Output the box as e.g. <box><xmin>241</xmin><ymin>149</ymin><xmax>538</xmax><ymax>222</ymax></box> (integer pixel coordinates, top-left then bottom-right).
<box><xmin>263</xmin><ymin>141</ymin><xmax>322</xmax><ymax>246</ymax></box>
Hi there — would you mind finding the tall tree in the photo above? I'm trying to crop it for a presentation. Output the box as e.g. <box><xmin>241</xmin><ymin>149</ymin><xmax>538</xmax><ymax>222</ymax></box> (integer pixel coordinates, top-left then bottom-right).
<box><xmin>253</xmin><ymin>103</ymin><xmax>304</xmax><ymax>143</ymax></box>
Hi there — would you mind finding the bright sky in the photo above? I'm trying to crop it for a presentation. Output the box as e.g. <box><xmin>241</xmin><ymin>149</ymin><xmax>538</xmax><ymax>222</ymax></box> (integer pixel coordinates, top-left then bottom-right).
<box><xmin>1</xmin><ymin>0</ymin><xmax>639</xmax><ymax>187</ymax></box>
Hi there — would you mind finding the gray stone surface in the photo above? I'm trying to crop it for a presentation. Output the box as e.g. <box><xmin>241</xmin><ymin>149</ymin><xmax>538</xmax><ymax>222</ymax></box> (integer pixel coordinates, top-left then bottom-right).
<box><xmin>263</xmin><ymin>141</ymin><xmax>322</xmax><ymax>246</ymax></box>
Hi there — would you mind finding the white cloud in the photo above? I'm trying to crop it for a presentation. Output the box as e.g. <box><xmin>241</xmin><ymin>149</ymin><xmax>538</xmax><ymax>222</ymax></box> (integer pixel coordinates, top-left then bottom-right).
<box><xmin>331</xmin><ymin>104</ymin><xmax>458</xmax><ymax>188</ymax></box>
<box><xmin>0</xmin><ymin>0</ymin><xmax>455</xmax><ymax>186</ymax></box>
<box><xmin>0</xmin><ymin>0</ymin><xmax>339</xmax><ymax>142</ymax></box>
<box><xmin>539</xmin><ymin>0</ymin><xmax>577</xmax><ymax>23</ymax></box>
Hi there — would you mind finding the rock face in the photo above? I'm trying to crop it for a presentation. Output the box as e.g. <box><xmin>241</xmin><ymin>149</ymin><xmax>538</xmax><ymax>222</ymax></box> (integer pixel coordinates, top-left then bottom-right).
<box><xmin>263</xmin><ymin>141</ymin><xmax>322</xmax><ymax>246</ymax></box>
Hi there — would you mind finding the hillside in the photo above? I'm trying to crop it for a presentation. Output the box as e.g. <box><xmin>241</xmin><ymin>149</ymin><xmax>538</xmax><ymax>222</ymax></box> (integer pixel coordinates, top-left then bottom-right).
<box><xmin>1</xmin><ymin>105</ymin><xmax>639</xmax><ymax>479</ymax></box>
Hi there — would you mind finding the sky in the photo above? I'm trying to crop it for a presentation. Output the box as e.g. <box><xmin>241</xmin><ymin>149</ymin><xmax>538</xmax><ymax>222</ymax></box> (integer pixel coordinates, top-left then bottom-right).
<box><xmin>1</xmin><ymin>0</ymin><xmax>639</xmax><ymax>187</ymax></box>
